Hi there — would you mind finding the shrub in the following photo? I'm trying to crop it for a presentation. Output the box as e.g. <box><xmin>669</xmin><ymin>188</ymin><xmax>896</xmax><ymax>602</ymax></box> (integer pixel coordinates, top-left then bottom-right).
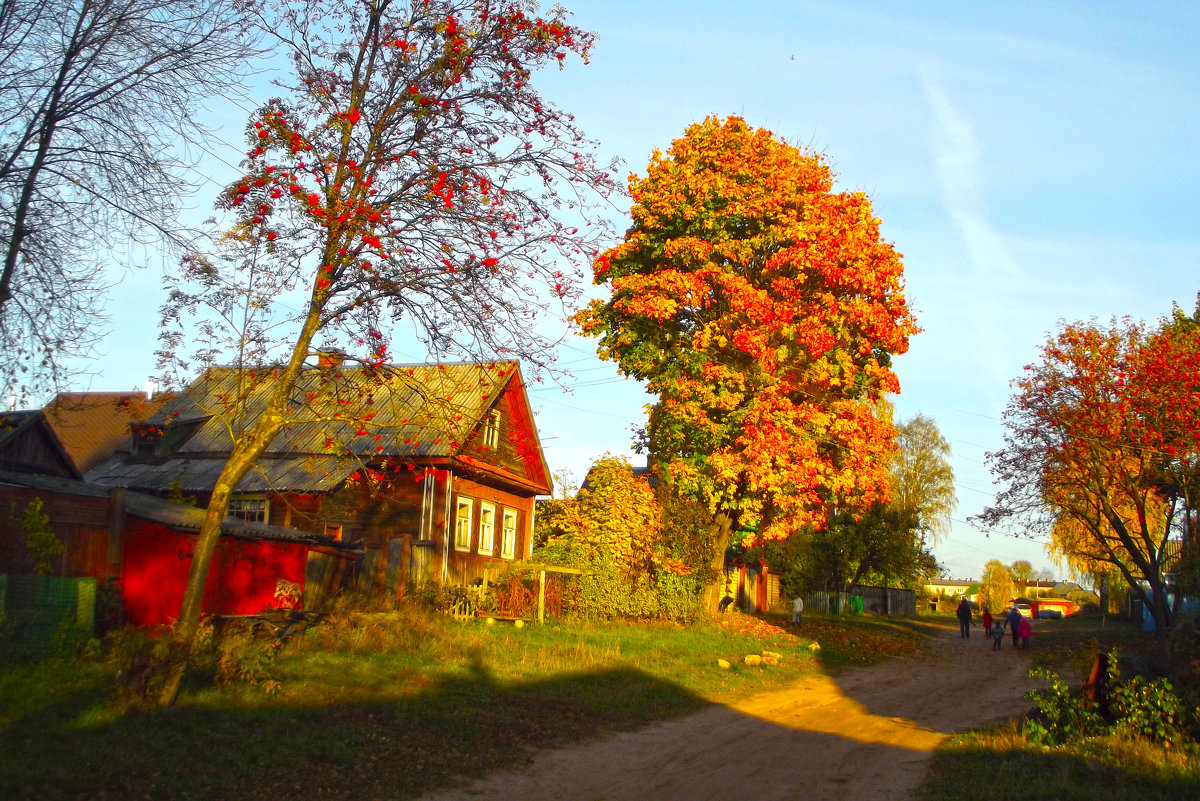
<box><xmin>534</xmin><ymin>541</ymin><xmax>705</xmax><ymax>622</ymax></box>
<box><xmin>1109</xmin><ymin>651</ymin><xmax>1189</xmax><ymax>747</ymax></box>
<box><xmin>1025</xmin><ymin>666</ymin><xmax>1106</xmax><ymax>745</ymax></box>
<box><xmin>1025</xmin><ymin>648</ymin><xmax>1196</xmax><ymax>749</ymax></box>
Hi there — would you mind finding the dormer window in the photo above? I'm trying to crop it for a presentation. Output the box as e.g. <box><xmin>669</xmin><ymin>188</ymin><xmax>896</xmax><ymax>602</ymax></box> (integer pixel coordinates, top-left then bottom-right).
<box><xmin>483</xmin><ymin>410</ymin><xmax>501</xmax><ymax>449</ymax></box>
<box><xmin>131</xmin><ymin>424</ymin><xmax>161</xmax><ymax>459</ymax></box>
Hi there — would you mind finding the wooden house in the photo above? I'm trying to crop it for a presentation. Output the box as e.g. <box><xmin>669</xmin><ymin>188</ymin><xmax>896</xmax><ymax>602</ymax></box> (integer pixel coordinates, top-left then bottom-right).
<box><xmin>0</xmin><ymin>470</ymin><xmax>353</xmax><ymax>626</ymax></box>
<box><xmin>0</xmin><ymin>392</ymin><xmax>174</xmax><ymax>479</ymax></box>
<box><xmin>85</xmin><ymin>359</ymin><xmax>552</xmax><ymax>594</ymax></box>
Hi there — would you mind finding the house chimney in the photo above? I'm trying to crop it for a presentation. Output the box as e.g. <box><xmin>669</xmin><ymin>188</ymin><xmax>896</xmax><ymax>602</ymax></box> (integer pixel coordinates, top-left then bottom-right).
<box><xmin>317</xmin><ymin>348</ymin><xmax>346</xmax><ymax>368</ymax></box>
<box><xmin>144</xmin><ymin>380</ymin><xmax>158</xmax><ymax>400</ymax></box>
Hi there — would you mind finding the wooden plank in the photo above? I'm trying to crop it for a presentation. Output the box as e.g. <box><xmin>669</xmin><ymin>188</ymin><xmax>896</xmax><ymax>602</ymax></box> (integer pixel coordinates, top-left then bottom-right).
<box><xmin>537</xmin><ymin>569</ymin><xmax>546</xmax><ymax>624</ymax></box>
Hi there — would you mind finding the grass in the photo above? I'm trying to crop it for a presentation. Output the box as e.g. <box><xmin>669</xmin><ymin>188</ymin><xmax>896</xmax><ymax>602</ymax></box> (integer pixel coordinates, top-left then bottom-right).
<box><xmin>11</xmin><ymin>608</ymin><xmax>1191</xmax><ymax>800</ymax></box>
<box><xmin>918</xmin><ymin>613</ymin><xmax>1200</xmax><ymax>801</ymax></box>
<box><xmin>0</xmin><ymin>606</ymin><xmax>927</xmax><ymax>800</ymax></box>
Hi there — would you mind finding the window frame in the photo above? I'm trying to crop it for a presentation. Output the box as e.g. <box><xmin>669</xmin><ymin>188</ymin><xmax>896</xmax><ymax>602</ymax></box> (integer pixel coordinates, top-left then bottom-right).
<box><xmin>478</xmin><ymin>502</ymin><xmax>496</xmax><ymax>555</ymax></box>
<box><xmin>227</xmin><ymin>496</ymin><xmax>269</xmax><ymax>523</ymax></box>
<box><xmin>454</xmin><ymin>496</ymin><xmax>474</xmax><ymax>552</ymax></box>
<box><xmin>483</xmin><ymin>410</ymin><xmax>502</xmax><ymax>449</ymax></box>
<box><xmin>500</xmin><ymin>509</ymin><xmax>517</xmax><ymax>560</ymax></box>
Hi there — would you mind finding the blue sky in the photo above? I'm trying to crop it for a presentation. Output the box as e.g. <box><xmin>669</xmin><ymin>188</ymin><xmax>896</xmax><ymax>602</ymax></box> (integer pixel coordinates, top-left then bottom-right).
<box><xmin>77</xmin><ymin>1</ymin><xmax>1199</xmax><ymax>581</ymax></box>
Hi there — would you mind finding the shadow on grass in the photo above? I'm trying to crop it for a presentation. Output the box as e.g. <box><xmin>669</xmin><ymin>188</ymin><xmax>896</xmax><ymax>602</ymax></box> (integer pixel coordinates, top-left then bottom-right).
<box><xmin>3</xmin><ymin>618</ymin><xmax>1189</xmax><ymax>800</ymax></box>
<box><xmin>0</xmin><ymin>659</ymin><xmax>716</xmax><ymax>801</ymax></box>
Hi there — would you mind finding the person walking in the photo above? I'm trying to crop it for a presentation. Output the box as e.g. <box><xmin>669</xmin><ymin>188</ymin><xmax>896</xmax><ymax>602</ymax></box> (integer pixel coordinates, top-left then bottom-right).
<box><xmin>1006</xmin><ymin>603</ymin><xmax>1023</xmax><ymax>649</ymax></box>
<box><xmin>791</xmin><ymin>595</ymin><xmax>804</xmax><ymax>626</ymax></box>
<box><xmin>956</xmin><ymin>597</ymin><xmax>973</xmax><ymax>639</ymax></box>
<box><xmin>982</xmin><ymin>608</ymin><xmax>993</xmax><ymax>638</ymax></box>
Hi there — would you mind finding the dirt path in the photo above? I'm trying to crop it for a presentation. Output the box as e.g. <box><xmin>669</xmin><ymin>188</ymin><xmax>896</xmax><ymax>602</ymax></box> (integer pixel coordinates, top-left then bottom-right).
<box><xmin>419</xmin><ymin>622</ymin><xmax>1041</xmax><ymax>801</ymax></box>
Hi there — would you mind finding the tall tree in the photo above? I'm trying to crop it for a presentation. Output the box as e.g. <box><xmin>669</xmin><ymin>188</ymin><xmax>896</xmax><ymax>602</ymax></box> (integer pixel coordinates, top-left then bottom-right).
<box><xmin>1009</xmin><ymin>559</ymin><xmax>1034</xmax><ymax>587</ymax></box>
<box><xmin>0</xmin><ymin>0</ymin><xmax>256</xmax><ymax>398</ymax></box>
<box><xmin>978</xmin><ymin>559</ymin><xmax>1015</xmax><ymax>615</ymax></box>
<box><xmin>979</xmin><ymin>315</ymin><xmax>1200</xmax><ymax>654</ymax></box>
<box><xmin>574</xmin><ymin>116</ymin><xmax>917</xmax><ymax>592</ymax></box>
<box><xmin>156</xmin><ymin>0</ymin><xmax>615</xmax><ymax>703</ymax></box>
<box><xmin>890</xmin><ymin>412</ymin><xmax>956</xmax><ymax>545</ymax></box>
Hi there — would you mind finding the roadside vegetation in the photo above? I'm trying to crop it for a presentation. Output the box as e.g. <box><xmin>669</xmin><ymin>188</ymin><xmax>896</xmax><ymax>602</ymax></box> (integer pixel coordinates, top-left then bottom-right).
<box><xmin>0</xmin><ymin>602</ymin><xmax>927</xmax><ymax>800</ymax></box>
<box><xmin>920</xmin><ymin>613</ymin><xmax>1200</xmax><ymax>801</ymax></box>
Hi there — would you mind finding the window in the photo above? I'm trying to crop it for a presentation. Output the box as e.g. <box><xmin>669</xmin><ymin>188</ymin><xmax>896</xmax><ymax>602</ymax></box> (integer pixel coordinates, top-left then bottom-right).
<box><xmin>478</xmin><ymin>503</ymin><xmax>495</xmax><ymax>555</ymax></box>
<box><xmin>228</xmin><ymin>496</ymin><xmax>268</xmax><ymax>523</ymax></box>
<box><xmin>132</xmin><ymin>425</ymin><xmax>161</xmax><ymax>459</ymax></box>
<box><xmin>483</xmin><ymin>410</ymin><xmax>501</xmax><ymax>449</ymax></box>
<box><xmin>323</xmin><ymin>523</ymin><xmax>343</xmax><ymax>542</ymax></box>
<box><xmin>454</xmin><ymin>496</ymin><xmax>474</xmax><ymax>551</ymax></box>
<box><xmin>501</xmin><ymin>509</ymin><xmax>517</xmax><ymax>559</ymax></box>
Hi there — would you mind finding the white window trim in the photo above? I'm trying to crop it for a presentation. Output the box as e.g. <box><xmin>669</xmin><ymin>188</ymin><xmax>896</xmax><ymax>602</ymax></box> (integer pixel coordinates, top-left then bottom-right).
<box><xmin>454</xmin><ymin>496</ymin><xmax>474</xmax><ymax>552</ymax></box>
<box><xmin>228</xmin><ymin>496</ymin><xmax>269</xmax><ymax>523</ymax></box>
<box><xmin>478</xmin><ymin>502</ymin><xmax>496</xmax><ymax>555</ymax></box>
<box><xmin>500</xmin><ymin>509</ymin><xmax>517</xmax><ymax>560</ymax></box>
<box><xmin>483</xmin><ymin>410</ymin><xmax>501</xmax><ymax>449</ymax></box>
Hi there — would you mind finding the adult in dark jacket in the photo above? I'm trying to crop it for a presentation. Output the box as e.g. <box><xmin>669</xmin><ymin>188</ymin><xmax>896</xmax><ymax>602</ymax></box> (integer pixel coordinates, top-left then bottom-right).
<box><xmin>1006</xmin><ymin>604</ymin><xmax>1023</xmax><ymax>648</ymax></box>
<box><xmin>956</xmin><ymin>598</ymin><xmax>973</xmax><ymax>638</ymax></box>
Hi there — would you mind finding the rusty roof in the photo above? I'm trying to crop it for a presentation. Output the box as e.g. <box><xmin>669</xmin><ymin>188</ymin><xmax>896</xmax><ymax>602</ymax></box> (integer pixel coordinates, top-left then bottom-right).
<box><xmin>43</xmin><ymin>392</ymin><xmax>175</xmax><ymax>474</ymax></box>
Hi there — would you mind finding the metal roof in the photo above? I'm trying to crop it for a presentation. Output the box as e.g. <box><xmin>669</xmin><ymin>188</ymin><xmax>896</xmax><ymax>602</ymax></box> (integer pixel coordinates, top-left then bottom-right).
<box><xmin>84</xmin><ymin>361</ymin><xmax>525</xmax><ymax>494</ymax></box>
<box><xmin>0</xmin><ymin>470</ymin><xmax>349</xmax><ymax>548</ymax></box>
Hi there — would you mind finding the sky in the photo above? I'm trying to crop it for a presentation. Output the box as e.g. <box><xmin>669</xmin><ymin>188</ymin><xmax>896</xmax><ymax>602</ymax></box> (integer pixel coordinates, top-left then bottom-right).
<box><xmin>68</xmin><ymin>1</ymin><xmax>1200</xmax><ymax>581</ymax></box>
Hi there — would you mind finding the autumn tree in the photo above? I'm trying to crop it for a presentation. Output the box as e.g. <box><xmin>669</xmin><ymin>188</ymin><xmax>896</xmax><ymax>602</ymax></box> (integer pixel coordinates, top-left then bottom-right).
<box><xmin>890</xmin><ymin>412</ymin><xmax>957</xmax><ymax>545</ymax></box>
<box><xmin>156</xmin><ymin>0</ymin><xmax>615</xmax><ymax>703</ymax></box>
<box><xmin>574</xmin><ymin>116</ymin><xmax>917</xmax><ymax>601</ymax></box>
<box><xmin>0</xmin><ymin>0</ymin><xmax>256</xmax><ymax>398</ymax></box>
<box><xmin>978</xmin><ymin>559</ymin><xmax>1015</xmax><ymax>616</ymax></box>
<box><xmin>1010</xmin><ymin>559</ymin><xmax>1033</xmax><ymax>585</ymax></box>
<box><xmin>979</xmin><ymin>315</ymin><xmax>1200</xmax><ymax>654</ymax></box>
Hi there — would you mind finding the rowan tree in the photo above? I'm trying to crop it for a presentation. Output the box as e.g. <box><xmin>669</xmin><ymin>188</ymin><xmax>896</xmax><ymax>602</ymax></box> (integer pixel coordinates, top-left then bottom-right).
<box><xmin>156</xmin><ymin>0</ymin><xmax>615</xmax><ymax>703</ymax></box>
<box><xmin>574</xmin><ymin>117</ymin><xmax>917</xmax><ymax>594</ymax></box>
<box><xmin>979</xmin><ymin>315</ymin><xmax>1200</xmax><ymax>655</ymax></box>
<box><xmin>0</xmin><ymin>0</ymin><xmax>256</xmax><ymax>398</ymax></box>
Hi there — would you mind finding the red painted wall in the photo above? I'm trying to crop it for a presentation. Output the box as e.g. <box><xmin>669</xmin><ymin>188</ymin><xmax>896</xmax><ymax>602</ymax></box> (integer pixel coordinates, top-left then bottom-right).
<box><xmin>120</xmin><ymin>519</ymin><xmax>308</xmax><ymax>625</ymax></box>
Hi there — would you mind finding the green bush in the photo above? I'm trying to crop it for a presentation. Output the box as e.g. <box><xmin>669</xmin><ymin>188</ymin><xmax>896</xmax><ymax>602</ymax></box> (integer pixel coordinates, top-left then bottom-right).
<box><xmin>1025</xmin><ymin>666</ymin><xmax>1106</xmax><ymax>745</ymax></box>
<box><xmin>1109</xmin><ymin>651</ymin><xmax>1189</xmax><ymax>747</ymax></box>
<box><xmin>534</xmin><ymin>541</ymin><xmax>705</xmax><ymax>622</ymax></box>
<box><xmin>1025</xmin><ymin>648</ymin><xmax>1195</xmax><ymax>749</ymax></box>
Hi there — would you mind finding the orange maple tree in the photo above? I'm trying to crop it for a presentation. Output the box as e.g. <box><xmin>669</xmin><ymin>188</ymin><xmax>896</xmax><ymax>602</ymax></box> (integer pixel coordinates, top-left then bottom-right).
<box><xmin>980</xmin><ymin>313</ymin><xmax>1200</xmax><ymax>649</ymax></box>
<box><xmin>575</xmin><ymin>116</ymin><xmax>918</xmax><ymax>560</ymax></box>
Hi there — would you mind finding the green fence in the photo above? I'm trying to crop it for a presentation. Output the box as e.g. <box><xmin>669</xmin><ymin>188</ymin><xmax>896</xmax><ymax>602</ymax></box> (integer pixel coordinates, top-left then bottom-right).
<box><xmin>0</xmin><ymin>574</ymin><xmax>96</xmax><ymax>654</ymax></box>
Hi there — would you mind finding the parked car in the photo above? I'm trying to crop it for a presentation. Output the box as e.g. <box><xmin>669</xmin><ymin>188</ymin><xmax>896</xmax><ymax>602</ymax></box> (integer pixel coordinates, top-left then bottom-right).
<box><xmin>1037</xmin><ymin>608</ymin><xmax>1063</xmax><ymax>620</ymax></box>
<box><xmin>1015</xmin><ymin>602</ymin><xmax>1033</xmax><ymax>618</ymax></box>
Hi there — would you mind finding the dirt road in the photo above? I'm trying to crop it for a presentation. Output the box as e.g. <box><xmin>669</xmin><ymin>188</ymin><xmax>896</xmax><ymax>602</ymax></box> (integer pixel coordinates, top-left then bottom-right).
<box><xmin>419</xmin><ymin>622</ymin><xmax>1041</xmax><ymax>801</ymax></box>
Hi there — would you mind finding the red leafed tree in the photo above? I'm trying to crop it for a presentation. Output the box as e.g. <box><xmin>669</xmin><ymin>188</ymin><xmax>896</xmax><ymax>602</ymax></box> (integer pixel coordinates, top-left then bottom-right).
<box><xmin>979</xmin><ymin>315</ymin><xmax>1200</xmax><ymax>654</ymax></box>
<box><xmin>574</xmin><ymin>116</ymin><xmax>918</xmax><ymax>603</ymax></box>
<box><xmin>155</xmin><ymin>0</ymin><xmax>615</xmax><ymax>702</ymax></box>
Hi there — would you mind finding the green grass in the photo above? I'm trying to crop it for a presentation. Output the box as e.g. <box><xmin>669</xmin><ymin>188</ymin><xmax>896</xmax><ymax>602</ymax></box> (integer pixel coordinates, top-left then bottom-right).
<box><xmin>0</xmin><ymin>607</ymin><xmax>921</xmax><ymax>800</ymax></box>
<box><xmin>918</xmin><ymin>612</ymin><xmax>1200</xmax><ymax>801</ymax></box>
